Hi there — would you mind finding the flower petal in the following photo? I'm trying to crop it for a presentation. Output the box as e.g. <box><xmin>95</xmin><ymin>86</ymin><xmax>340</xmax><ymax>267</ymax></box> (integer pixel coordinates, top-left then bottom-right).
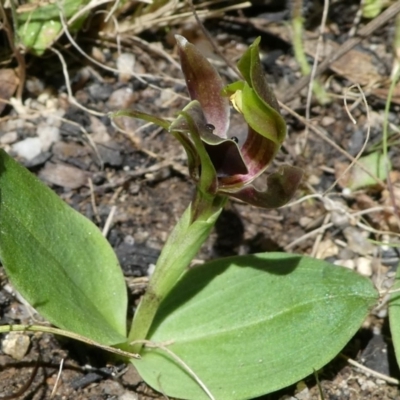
<box><xmin>175</xmin><ymin>35</ymin><xmax>230</xmax><ymax>138</ymax></box>
<box><xmin>171</xmin><ymin>101</ymin><xmax>218</xmax><ymax>195</ymax></box>
<box><xmin>204</xmin><ymin>141</ymin><xmax>248</xmax><ymax>177</ymax></box>
<box><xmin>237</xmin><ymin>37</ymin><xmax>281</xmax><ymax>114</ymax></box>
<box><xmin>240</xmin><ymin>126</ymin><xmax>278</xmax><ymax>178</ymax></box>
<box><xmin>223</xmin><ymin>38</ymin><xmax>286</xmax><ymax>145</ymax></box>
<box><xmin>227</xmin><ymin>165</ymin><xmax>303</xmax><ymax>208</ymax></box>
<box><xmin>171</xmin><ymin>100</ymin><xmax>248</xmax><ymax>184</ymax></box>
<box><xmin>218</xmin><ymin>126</ymin><xmax>277</xmax><ymax>189</ymax></box>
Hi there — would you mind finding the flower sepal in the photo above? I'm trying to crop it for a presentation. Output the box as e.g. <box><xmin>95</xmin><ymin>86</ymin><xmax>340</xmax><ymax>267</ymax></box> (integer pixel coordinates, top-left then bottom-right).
<box><xmin>170</xmin><ymin>100</ymin><xmax>248</xmax><ymax>196</ymax></box>
<box><xmin>222</xmin><ymin>37</ymin><xmax>286</xmax><ymax>146</ymax></box>
<box><xmin>230</xmin><ymin>165</ymin><xmax>303</xmax><ymax>208</ymax></box>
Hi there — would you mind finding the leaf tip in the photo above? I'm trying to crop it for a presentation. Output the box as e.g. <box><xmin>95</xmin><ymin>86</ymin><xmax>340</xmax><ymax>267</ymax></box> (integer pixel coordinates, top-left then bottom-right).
<box><xmin>175</xmin><ymin>34</ymin><xmax>188</xmax><ymax>49</ymax></box>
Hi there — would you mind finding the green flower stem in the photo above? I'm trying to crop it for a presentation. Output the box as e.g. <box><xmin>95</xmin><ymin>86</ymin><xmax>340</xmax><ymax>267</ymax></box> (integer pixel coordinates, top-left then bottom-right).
<box><xmin>127</xmin><ymin>191</ymin><xmax>227</xmax><ymax>351</ymax></box>
<box><xmin>291</xmin><ymin>0</ymin><xmax>329</xmax><ymax>104</ymax></box>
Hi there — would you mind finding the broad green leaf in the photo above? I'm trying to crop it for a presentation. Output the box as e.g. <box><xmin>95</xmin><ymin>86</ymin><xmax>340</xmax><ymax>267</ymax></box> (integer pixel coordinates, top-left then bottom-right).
<box><xmin>16</xmin><ymin>0</ymin><xmax>89</xmax><ymax>55</ymax></box>
<box><xmin>389</xmin><ymin>260</ymin><xmax>400</xmax><ymax>369</ymax></box>
<box><xmin>17</xmin><ymin>0</ymin><xmax>86</xmax><ymax>22</ymax></box>
<box><xmin>17</xmin><ymin>20</ymin><xmax>63</xmax><ymax>55</ymax></box>
<box><xmin>0</xmin><ymin>150</ymin><xmax>127</xmax><ymax>345</ymax></box>
<box><xmin>347</xmin><ymin>152</ymin><xmax>390</xmax><ymax>190</ymax></box>
<box><xmin>133</xmin><ymin>253</ymin><xmax>377</xmax><ymax>400</ymax></box>
<box><xmin>362</xmin><ymin>0</ymin><xmax>385</xmax><ymax>18</ymax></box>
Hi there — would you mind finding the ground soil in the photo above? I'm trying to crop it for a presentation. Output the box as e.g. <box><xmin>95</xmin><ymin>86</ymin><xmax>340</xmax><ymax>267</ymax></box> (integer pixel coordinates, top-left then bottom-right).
<box><xmin>0</xmin><ymin>1</ymin><xmax>400</xmax><ymax>399</ymax></box>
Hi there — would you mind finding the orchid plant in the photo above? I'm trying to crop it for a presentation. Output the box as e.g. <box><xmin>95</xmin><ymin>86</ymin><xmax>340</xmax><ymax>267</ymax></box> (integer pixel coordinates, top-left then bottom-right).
<box><xmin>125</xmin><ymin>35</ymin><xmax>304</xmax><ymax>349</ymax></box>
<box><xmin>0</xmin><ymin>36</ymin><xmax>379</xmax><ymax>400</ymax></box>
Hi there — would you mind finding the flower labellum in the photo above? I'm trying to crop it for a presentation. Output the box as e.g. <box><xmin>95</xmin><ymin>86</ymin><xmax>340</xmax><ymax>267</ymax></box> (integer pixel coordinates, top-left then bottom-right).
<box><xmin>172</xmin><ymin>35</ymin><xmax>302</xmax><ymax>208</ymax></box>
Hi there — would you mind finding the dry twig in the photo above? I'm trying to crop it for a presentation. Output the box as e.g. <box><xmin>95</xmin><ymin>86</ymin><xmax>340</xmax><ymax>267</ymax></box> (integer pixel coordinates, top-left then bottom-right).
<box><xmin>282</xmin><ymin>1</ymin><xmax>400</xmax><ymax>102</ymax></box>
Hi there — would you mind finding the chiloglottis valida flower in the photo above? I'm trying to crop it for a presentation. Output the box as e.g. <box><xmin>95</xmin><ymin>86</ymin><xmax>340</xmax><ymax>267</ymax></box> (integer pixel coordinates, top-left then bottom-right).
<box><xmin>170</xmin><ymin>35</ymin><xmax>302</xmax><ymax>208</ymax></box>
<box><xmin>114</xmin><ymin>35</ymin><xmax>302</xmax><ymax>209</ymax></box>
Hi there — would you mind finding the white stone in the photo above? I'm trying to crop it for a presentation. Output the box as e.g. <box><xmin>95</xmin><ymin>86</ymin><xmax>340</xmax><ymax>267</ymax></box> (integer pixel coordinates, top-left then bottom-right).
<box><xmin>295</xmin><ymin>381</ymin><xmax>310</xmax><ymax>400</ymax></box>
<box><xmin>2</xmin><ymin>332</ymin><xmax>30</xmax><ymax>360</ymax></box>
<box><xmin>334</xmin><ymin>259</ymin><xmax>355</xmax><ymax>269</ymax></box>
<box><xmin>0</xmin><ymin>131</ymin><xmax>18</xmax><ymax>145</ymax></box>
<box><xmin>117</xmin><ymin>53</ymin><xmax>135</xmax><ymax>82</ymax></box>
<box><xmin>357</xmin><ymin>257</ymin><xmax>373</xmax><ymax>277</ymax></box>
<box><xmin>342</xmin><ymin>187</ymin><xmax>352</xmax><ymax>197</ymax></box>
<box><xmin>315</xmin><ymin>239</ymin><xmax>339</xmax><ymax>259</ymax></box>
<box><xmin>90</xmin><ymin>116</ymin><xmax>110</xmax><ymax>143</ymax></box>
<box><xmin>37</xmin><ymin>125</ymin><xmax>60</xmax><ymax>151</ymax></box>
<box><xmin>147</xmin><ymin>264</ymin><xmax>156</xmax><ymax>276</ymax></box>
<box><xmin>118</xmin><ymin>392</ymin><xmax>138</xmax><ymax>400</ymax></box>
<box><xmin>12</xmin><ymin>137</ymin><xmax>42</xmax><ymax>160</ymax></box>
<box><xmin>45</xmin><ymin>109</ymin><xmax>65</xmax><ymax>127</ymax></box>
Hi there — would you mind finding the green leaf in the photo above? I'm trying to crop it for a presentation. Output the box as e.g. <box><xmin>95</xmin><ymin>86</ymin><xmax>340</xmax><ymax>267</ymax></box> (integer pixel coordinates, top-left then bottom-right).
<box><xmin>223</xmin><ymin>37</ymin><xmax>286</xmax><ymax>147</ymax></box>
<box><xmin>389</xmin><ymin>260</ymin><xmax>400</xmax><ymax>370</ymax></box>
<box><xmin>362</xmin><ymin>0</ymin><xmax>384</xmax><ymax>19</ymax></box>
<box><xmin>132</xmin><ymin>253</ymin><xmax>377</xmax><ymax>400</ymax></box>
<box><xmin>347</xmin><ymin>151</ymin><xmax>390</xmax><ymax>190</ymax></box>
<box><xmin>17</xmin><ymin>0</ymin><xmax>86</xmax><ymax>22</ymax></box>
<box><xmin>0</xmin><ymin>150</ymin><xmax>127</xmax><ymax>345</ymax></box>
<box><xmin>17</xmin><ymin>20</ymin><xmax>63</xmax><ymax>55</ymax></box>
<box><xmin>16</xmin><ymin>0</ymin><xmax>89</xmax><ymax>55</ymax></box>
<box><xmin>240</xmin><ymin>82</ymin><xmax>286</xmax><ymax>144</ymax></box>
<box><xmin>237</xmin><ymin>37</ymin><xmax>281</xmax><ymax>115</ymax></box>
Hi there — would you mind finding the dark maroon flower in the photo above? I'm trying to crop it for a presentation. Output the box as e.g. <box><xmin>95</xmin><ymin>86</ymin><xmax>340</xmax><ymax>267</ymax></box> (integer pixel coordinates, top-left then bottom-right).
<box><xmin>171</xmin><ymin>35</ymin><xmax>302</xmax><ymax>208</ymax></box>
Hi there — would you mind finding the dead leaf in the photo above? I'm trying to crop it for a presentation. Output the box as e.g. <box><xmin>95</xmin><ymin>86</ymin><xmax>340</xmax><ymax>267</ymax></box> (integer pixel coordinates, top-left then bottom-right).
<box><xmin>39</xmin><ymin>163</ymin><xmax>89</xmax><ymax>189</ymax></box>
<box><xmin>251</xmin><ymin>22</ymin><xmax>384</xmax><ymax>87</ymax></box>
<box><xmin>0</xmin><ymin>69</ymin><xmax>19</xmax><ymax>114</ymax></box>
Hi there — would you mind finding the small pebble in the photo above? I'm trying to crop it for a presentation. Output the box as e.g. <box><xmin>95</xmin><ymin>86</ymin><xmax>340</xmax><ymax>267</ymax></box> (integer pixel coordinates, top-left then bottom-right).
<box><xmin>155</xmin><ymin>88</ymin><xmax>176</xmax><ymax>107</ymax></box>
<box><xmin>356</xmin><ymin>257</ymin><xmax>373</xmax><ymax>277</ymax></box>
<box><xmin>315</xmin><ymin>239</ymin><xmax>338</xmax><ymax>259</ymax></box>
<box><xmin>307</xmin><ymin>174</ymin><xmax>320</xmax><ymax>186</ymax></box>
<box><xmin>103</xmin><ymin>380</ymin><xmax>124</xmax><ymax>395</ymax></box>
<box><xmin>0</xmin><ymin>131</ymin><xmax>18</xmax><ymax>145</ymax></box>
<box><xmin>108</xmin><ymin>87</ymin><xmax>136</xmax><ymax>110</ymax></box>
<box><xmin>2</xmin><ymin>332</ymin><xmax>30</xmax><ymax>360</ymax></box>
<box><xmin>39</xmin><ymin>163</ymin><xmax>88</xmax><ymax>189</ymax></box>
<box><xmin>343</xmin><ymin>227</ymin><xmax>374</xmax><ymax>255</ymax></box>
<box><xmin>25</xmin><ymin>77</ymin><xmax>45</xmax><ymax>96</ymax></box>
<box><xmin>91</xmin><ymin>46</ymin><xmax>106</xmax><ymax>64</ymax></box>
<box><xmin>45</xmin><ymin>109</ymin><xmax>65</xmax><ymax>127</ymax></box>
<box><xmin>121</xmin><ymin>362</ymin><xmax>142</xmax><ymax>386</ymax></box>
<box><xmin>88</xmin><ymin>83</ymin><xmax>113</xmax><ymax>101</ymax></box>
<box><xmin>359</xmin><ymin>378</ymin><xmax>377</xmax><ymax>391</ymax></box>
<box><xmin>119</xmin><ymin>392</ymin><xmax>139</xmax><ymax>400</ymax></box>
<box><xmin>331</xmin><ymin>209</ymin><xmax>349</xmax><ymax>228</ymax></box>
<box><xmin>321</xmin><ymin>116</ymin><xmax>335</xmax><ymax>126</ymax></box>
<box><xmin>334</xmin><ymin>259</ymin><xmax>355</xmax><ymax>269</ymax></box>
<box><xmin>12</xmin><ymin>137</ymin><xmax>42</xmax><ymax>160</ymax></box>
<box><xmin>117</xmin><ymin>53</ymin><xmax>136</xmax><ymax>82</ymax></box>
<box><xmin>37</xmin><ymin>125</ymin><xmax>60</xmax><ymax>151</ymax></box>
<box><xmin>147</xmin><ymin>264</ymin><xmax>156</xmax><ymax>276</ymax></box>
<box><xmin>97</xmin><ymin>144</ymin><xmax>123</xmax><ymax>167</ymax></box>
<box><xmin>376</xmin><ymin>307</ymin><xmax>388</xmax><ymax>319</ymax></box>
<box><xmin>342</xmin><ymin>187</ymin><xmax>352</xmax><ymax>197</ymax></box>
<box><xmin>299</xmin><ymin>217</ymin><xmax>312</xmax><ymax>228</ymax></box>
<box><xmin>90</xmin><ymin>116</ymin><xmax>111</xmax><ymax>143</ymax></box>
<box><xmin>124</xmin><ymin>235</ymin><xmax>135</xmax><ymax>245</ymax></box>
<box><xmin>295</xmin><ymin>381</ymin><xmax>310</xmax><ymax>400</ymax></box>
